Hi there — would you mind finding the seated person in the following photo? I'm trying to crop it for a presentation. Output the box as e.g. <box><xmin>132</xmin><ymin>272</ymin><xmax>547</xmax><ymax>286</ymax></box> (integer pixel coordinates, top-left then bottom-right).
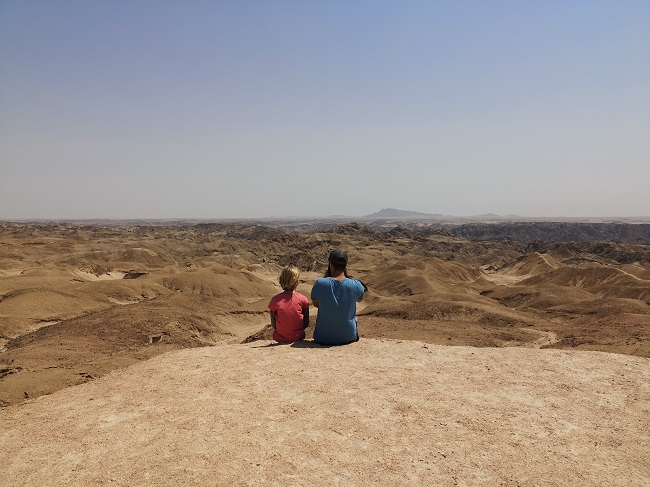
<box><xmin>311</xmin><ymin>250</ymin><xmax>365</xmax><ymax>345</ymax></box>
<box><xmin>268</xmin><ymin>266</ymin><xmax>310</xmax><ymax>342</ymax></box>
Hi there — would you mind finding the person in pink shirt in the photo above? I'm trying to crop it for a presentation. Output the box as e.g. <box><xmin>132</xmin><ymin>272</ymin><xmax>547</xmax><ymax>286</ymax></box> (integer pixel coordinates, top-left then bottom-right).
<box><xmin>268</xmin><ymin>266</ymin><xmax>310</xmax><ymax>342</ymax></box>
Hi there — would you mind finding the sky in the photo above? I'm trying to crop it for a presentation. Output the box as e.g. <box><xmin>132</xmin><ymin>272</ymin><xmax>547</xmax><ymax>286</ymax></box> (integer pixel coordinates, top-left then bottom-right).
<box><xmin>1</xmin><ymin>1</ymin><xmax>649</xmax><ymax>219</ymax></box>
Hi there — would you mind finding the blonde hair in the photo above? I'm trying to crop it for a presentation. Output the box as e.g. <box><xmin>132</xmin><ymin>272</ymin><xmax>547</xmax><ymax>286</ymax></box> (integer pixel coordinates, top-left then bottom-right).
<box><xmin>279</xmin><ymin>266</ymin><xmax>300</xmax><ymax>291</ymax></box>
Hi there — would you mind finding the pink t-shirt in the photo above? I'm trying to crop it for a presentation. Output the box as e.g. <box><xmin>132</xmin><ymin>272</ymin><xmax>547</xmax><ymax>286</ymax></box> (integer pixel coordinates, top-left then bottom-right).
<box><xmin>268</xmin><ymin>291</ymin><xmax>310</xmax><ymax>342</ymax></box>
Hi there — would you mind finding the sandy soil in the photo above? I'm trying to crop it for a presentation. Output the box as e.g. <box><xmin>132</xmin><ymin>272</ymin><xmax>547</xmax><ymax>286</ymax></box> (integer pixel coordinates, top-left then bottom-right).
<box><xmin>1</xmin><ymin>339</ymin><xmax>648</xmax><ymax>486</ymax></box>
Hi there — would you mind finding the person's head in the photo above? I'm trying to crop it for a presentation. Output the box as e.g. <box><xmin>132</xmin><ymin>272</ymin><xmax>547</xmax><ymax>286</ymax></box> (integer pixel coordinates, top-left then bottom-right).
<box><xmin>328</xmin><ymin>250</ymin><xmax>348</xmax><ymax>273</ymax></box>
<box><xmin>279</xmin><ymin>265</ymin><xmax>300</xmax><ymax>291</ymax></box>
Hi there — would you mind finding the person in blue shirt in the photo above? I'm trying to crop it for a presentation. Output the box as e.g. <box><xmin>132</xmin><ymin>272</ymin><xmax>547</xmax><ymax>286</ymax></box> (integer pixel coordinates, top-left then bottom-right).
<box><xmin>311</xmin><ymin>250</ymin><xmax>365</xmax><ymax>345</ymax></box>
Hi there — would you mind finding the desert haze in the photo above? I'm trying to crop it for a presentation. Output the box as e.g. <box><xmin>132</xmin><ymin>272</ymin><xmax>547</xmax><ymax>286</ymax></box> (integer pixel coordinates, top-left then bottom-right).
<box><xmin>1</xmin><ymin>219</ymin><xmax>649</xmax><ymax>486</ymax></box>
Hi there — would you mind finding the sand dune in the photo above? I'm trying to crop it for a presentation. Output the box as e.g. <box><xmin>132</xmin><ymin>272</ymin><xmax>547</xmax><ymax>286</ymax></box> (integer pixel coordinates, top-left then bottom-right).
<box><xmin>368</xmin><ymin>258</ymin><xmax>488</xmax><ymax>297</ymax></box>
<box><xmin>1</xmin><ymin>340</ymin><xmax>648</xmax><ymax>486</ymax></box>
<box><xmin>520</xmin><ymin>266</ymin><xmax>649</xmax><ymax>302</ymax></box>
<box><xmin>160</xmin><ymin>264</ymin><xmax>273</xmax><ymax>302</ymax></box>
<box><xmin>510</xmin><ymin>252</ymin><xmax>563</xmax><ymax>276</ymax></box>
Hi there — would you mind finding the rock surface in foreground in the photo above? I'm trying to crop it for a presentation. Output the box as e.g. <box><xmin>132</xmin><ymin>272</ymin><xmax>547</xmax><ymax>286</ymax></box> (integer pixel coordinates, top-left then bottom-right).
<box><xmin>1</xmin><ymin>339</ymin><xmax>649</xmax><ymax>486</ymax></box>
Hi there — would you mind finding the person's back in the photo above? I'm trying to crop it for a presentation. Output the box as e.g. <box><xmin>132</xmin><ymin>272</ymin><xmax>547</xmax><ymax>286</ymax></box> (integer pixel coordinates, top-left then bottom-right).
<box><xmin>269</xmin><ymin>266</ymin><xmax>309</xmax><ymax>342</ymax></box>
<box><xmin>311</xmin><ymin>250</ymin><xmax>365</xmax><ymax>345</ymax></box>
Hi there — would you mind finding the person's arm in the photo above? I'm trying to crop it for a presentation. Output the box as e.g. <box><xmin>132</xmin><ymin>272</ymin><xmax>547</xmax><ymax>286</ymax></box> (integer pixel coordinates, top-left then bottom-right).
<box><xmin>357</xmin><ymin>280</ymin><xmax>365</xmax><ymax>302</ymax></box>
<box><xmin>311</xmin><ymin>280</ymin><xmax>319</xmax><ymax>308</ymax></box>
<box><xmin>302</xmin><ymin>306</ymin><xmax>310</xmax><ymax>328</ymax></box>
<box><xmin>270</xmin><ymin>310</ymin><xmax>277</xmax><ymax>328</ymax></box>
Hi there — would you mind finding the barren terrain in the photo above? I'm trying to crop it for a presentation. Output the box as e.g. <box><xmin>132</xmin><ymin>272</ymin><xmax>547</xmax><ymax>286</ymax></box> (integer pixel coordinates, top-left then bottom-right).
<box><xmin>1</xmin><ymin>220</ymin><xmax>649</xmax><ymax>485</ymax></box>
<box><xmin>1</xmin><ymin>340</ymin><xmax>648</xmax><ymax>486</ymax></box>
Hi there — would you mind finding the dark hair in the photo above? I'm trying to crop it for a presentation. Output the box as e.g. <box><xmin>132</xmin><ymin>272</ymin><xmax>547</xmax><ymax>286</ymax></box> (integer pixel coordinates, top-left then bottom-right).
<box><xmin>324</xmin><ymin>264</ymin><xmax>348</xmax><ymax>277</ymax></box>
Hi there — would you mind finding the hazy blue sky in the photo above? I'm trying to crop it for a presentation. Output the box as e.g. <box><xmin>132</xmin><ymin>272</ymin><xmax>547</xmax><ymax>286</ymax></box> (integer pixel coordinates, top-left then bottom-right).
<box><xmin>1</xmin><ymin>1</ymin><xmax>649</xmax><ymax>219</ymax></box>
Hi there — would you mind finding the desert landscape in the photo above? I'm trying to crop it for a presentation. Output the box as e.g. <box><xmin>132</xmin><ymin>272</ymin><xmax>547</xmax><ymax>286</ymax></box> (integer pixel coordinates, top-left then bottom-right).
<box><xmin>1</xmin><ymin>219</ymin><xmax>649</xmax><ymax>485</ymax></box>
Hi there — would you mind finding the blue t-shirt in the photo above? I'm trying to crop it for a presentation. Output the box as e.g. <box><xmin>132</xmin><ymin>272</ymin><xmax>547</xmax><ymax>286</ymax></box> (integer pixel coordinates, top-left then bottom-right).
<box><xmin>311</xmin><ymin>277</ymin><xmax>365</xmax><ymax>345</ymax></box>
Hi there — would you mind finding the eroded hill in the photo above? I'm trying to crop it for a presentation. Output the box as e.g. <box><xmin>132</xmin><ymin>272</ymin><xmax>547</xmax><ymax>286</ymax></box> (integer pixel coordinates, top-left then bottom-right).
<box><xmin>1</xmin><ymin>221</ymin><xmax>649</xmax><ymax>407</ymax></box>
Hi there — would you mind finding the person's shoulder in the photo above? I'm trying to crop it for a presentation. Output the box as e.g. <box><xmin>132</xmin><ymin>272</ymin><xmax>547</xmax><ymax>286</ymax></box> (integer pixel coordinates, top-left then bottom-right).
<box><xmin>344</xmin><ymin>277</ymin><xmax>362</xmax><ymax>286</ymax></box>
<box><xmin>270</xmin><ymin>291</ymin><xmax>285</xmax><ymax>301</ymax></box>
<box><xmin>345</xmin><ymin>278</ymin><xmax>365</xmax><ymax>292</ymax></box>
<box><xmin>295</xmin><ymin>291</ymin><xmax>310</xmax><ymax>304</ymax></box>
<box><xmin>268</xmin><ymin>292</ymin><xmax>283</xmax><ymax>307</ymax></box>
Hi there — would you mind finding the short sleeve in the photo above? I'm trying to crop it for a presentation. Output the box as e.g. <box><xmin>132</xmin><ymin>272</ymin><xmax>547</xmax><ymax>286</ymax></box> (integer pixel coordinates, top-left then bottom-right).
<box><xmin>301</xmin><ymin>294</ymin><xmax>310</xmax><ymax>308</ymax></box>
<box><xmin>268</xmin><ymin>296</ymin><xmax>278</xmax><ymax>311</ymax></box>
<box><xmin>310</xmin><ymin>280</ymin><xmax>321</xmax><ymax>301</ymax></box>
<box><xmin>356</xmin><ymin>280</ymin><xmax>365</xmax><ymax>299</ymax></box>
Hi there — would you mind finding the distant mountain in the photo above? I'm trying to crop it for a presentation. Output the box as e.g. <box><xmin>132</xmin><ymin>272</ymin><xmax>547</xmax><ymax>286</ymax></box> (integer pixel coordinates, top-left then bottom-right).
<box><xmin>365</xmin><ymin>208</ymin><xmax>446</xmax><ymax>219</ymax></box>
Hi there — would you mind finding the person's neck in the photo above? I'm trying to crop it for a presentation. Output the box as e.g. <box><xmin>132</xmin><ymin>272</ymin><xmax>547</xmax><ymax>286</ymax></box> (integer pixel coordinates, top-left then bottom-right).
<box><xmin>330</xmin><ymin>269</ymin><xmax>346</xmax><ymax>281</ymax></box>
<box><xmin>283</xmin><ymin>289</ymin><xmax>294</xmax><ymax>294</ymax></box>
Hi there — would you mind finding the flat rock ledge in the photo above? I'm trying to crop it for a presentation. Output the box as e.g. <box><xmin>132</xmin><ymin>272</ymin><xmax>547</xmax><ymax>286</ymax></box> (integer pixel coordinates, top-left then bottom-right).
<box><xmin>1</xmin><ymin>339</ymin><xmax>649</xmax><ymax>486</ymax></box>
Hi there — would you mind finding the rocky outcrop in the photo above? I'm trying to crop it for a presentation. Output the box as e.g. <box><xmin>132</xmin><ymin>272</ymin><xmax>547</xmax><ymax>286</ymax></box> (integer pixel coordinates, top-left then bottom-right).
<box><xmin>1</xmin><ymin>340</ymin><xmax>648</xmax><ymax>486</ymax></box>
